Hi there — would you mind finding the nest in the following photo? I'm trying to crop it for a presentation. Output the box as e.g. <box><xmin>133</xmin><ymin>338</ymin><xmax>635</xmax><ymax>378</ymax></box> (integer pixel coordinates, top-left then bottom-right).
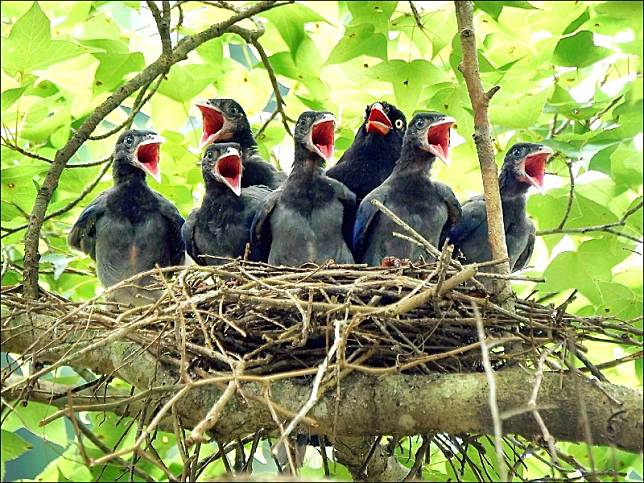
<box><xmin>3</xmin><ymin>257</ymin><xmax>639</xmax><ymax>380</ymax></box>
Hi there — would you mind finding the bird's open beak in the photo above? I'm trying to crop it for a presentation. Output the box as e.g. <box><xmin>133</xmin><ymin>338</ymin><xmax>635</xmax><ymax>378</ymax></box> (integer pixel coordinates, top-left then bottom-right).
<box><xmin>135</xmin><ymin>135</ymin><xmax>165</xmax><ymax>183</ymax></box>
<box><xmin>310</xmin><ymin>114</ymin><xmax>335</xmax><ymax>164</ymax></box>
<box><xmin>426</xmin><ymin>117</ymin><xmax>454</xmax><ymax>166</ymax></box>
<box><xmin>197</xmin><ymin>102</ymin><xmax>226</xmax><ymax>148</ymax></box>
<box><xmin>520</xmin><ymin>146</ymin><xmax>553</xmax><ymax>193</ymax></box>
<box><xmin>215</xmin><ymin>146</ymin><xmax>243</xmax><ymax>196</ymax></box>
<box><xmin>366</xmin><ymin>103</ymin><xmax>392</xmax><ymax>136</ymax></box>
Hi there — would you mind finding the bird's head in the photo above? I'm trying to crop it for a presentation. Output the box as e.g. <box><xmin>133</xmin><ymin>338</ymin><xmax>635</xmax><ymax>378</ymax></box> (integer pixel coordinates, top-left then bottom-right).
<box><xmin>404</xmin><ymin>112</ymin><xmax>454</xmax><ymax>165</ymax></box>
<box><xmin>294</xmin><ymin>111</ymin><xmax>335</xmax><ymax>165</ymax></box>
<box><xmin>363</xmin><ymin>101</ymin><xmax>406</xmax><ymax>138</ymax></box>
<box><xmin>201</xmin><ymin>142</ymin><xmax>243</xmax><ymax>196</ymax></box>
<box><xmin>196</xmin><ymin>98</ymin><xmax>251</xmax><ymax>149</ymax></box>
<box><xmin>114</xmin><ymin>129</ymin><xmax>164</xmax><ymax>182</ymax></box>
<box><xmin>501</xmin><ymin>143</ymin><xmax>553</xmax><ymax>195</ymax></box>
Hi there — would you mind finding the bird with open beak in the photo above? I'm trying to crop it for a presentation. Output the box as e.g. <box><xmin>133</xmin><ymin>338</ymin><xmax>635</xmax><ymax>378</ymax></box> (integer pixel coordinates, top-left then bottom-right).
<box><xmin>250</xmin><ymin>111</ymin><xmax>356</xmax><ymax>265</ymax></box>
<box><xmin>182</xmin><ymin>143</ymin><xmax>272</xmax><ymax>265</ymax></box>
<box><xmin>68</xmin><ymin>129</ymin><xmax>185</xmax><ymax>305</ymax></box>
<box><xmin>353</xmin><ymin>111</ymin><xmax>461</xmax><ymax>266</ymax></box>
<box><xmin>327</xmin><ymin>101</ymin><xmax>407</xmax><ymax>206</ymax></box>
<box><xmin>447</xmin><ymin>142</ymin><xmax>553</xmax><ymax>271</ymax></box>
<box><xmin>196</xmin><ymin>98</ymin><xmax>287</xmax><ymax>189</ymax></box>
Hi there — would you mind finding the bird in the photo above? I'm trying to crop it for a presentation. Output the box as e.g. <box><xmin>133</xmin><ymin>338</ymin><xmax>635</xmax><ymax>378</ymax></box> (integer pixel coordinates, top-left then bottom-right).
<box><xmin>250</xmin><ymin>111</ymin><xmax>356</xmax><ymax>266</ymax></box>
<box><xmin>196</xmin><ymin>98</ymin><xmax>287</xmax><ymax>189</ymax></box>
<box><xmin>353</xmin><ymin>111</ymin><xmax>461</xmax><ymax>266</ymax></box>
<box><xmin>68</xmin><ymin>129</ymin><xmax>185</xmax><ymax>305</ymax></box>
<box><xmin>181</xmin><ymin>143</ymin><xmax>272</xmax><ymax>265</ymax></box>
<box><xmin>327</xmin><ymin>101</ymin><xmax>407</xmax><ymax>205</ymax></box>
<box><xmin>447</xmin><ymin>142</ymin><xmax>553</xmax><ymax>271</ymax></box>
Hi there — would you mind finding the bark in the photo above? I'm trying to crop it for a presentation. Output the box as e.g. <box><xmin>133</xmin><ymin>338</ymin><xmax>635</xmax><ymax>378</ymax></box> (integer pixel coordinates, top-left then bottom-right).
<box><xmin>2</xmin><ymin>312</ymin><xmax>642</xmax><ymax>453</ymax></box>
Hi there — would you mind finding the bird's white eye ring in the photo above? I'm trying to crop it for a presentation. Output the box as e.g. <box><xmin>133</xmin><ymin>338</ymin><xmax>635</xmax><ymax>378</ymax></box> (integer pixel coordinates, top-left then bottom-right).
<box><xmin>125</xmin><ymin>135</ymin><xmax>134</xmax><ymax>146</ymax></box>
<box><xmin>206</xmin><ymin>151</ymin><xmax>213</xmax><ymax>160</ymax></box>
<box><xmin>394</xmin><ymin>119</ymin><xmax>404</xmax><ymax>129</ymax></box>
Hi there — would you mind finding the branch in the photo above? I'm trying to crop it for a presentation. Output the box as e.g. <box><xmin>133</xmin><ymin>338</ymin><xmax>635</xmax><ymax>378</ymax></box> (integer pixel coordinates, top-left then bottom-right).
<box><xmin>2</xmin><ymin>312</ymin><xmax>642</xmax><ymax>453</ymax></box>
<box><xmin>454</xmin><ymin>1</ymin><xmax>512</xmax><ymax>301</ymax></box>
<box><xmin>537</xmin><ymin>199</ymin><xmax>644</xmax><ymax>243</ymax></box>
<box><xmin>20</xmin><ymin>0</ymin><xmax>290</xmax><ymax>298</ymax></box>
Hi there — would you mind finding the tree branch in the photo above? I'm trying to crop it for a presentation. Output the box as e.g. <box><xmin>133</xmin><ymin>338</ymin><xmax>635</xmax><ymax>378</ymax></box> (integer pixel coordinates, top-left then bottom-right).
<box><xmin>2</xmin><ymin>312</ymin><xmax>642</xmax><ymax>453</ymax></box>
<box><xmin>454</xmin><ymin>1</ymin><xmax>512</xmax><ymax>301</ymax></box>
<box><xmin>20</xmin><ymin>0</ymin><xmax>290</xmax><ymax>298</ymax></box>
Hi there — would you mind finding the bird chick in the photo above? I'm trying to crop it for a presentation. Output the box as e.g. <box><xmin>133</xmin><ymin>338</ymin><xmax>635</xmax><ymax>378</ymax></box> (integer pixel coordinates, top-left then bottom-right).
<box><xmin>196</xmin><ymin>98</ymin><xmax>286</xmax><ymax>188</ymax></box>
<box><xmin>250</xmin><ymin>111</ymin><xmax>356</xmax><ymax>266</ymax></box>
<box><xmin>68</xmin><ymin>129</ymin><xmax>185</xmax><ymax>305</ymax></box>
<box><xmin>353</xmin><ymin>111</ymin><xmax>461</xmax><ymax>266</ymax></box>
<box><xmin>182</xmin><ymin>143</ymin><xmax>272</xmax><ymax>265</ymax></box>
<box><xmin>327</xmin><ymin>101</ymin><xmax>407</xmax><ymax>205</ymax></box>
<box><xmin>447</xmin><ymin>142</ymin><xmax>553</xmax><ymax>271</ymax></box>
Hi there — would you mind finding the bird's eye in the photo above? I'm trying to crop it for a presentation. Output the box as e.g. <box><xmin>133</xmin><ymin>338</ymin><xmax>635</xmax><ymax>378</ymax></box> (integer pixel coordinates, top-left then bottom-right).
<box><xmin>395</xmin><ymin>119</ymin><xmax>405</xmax><ymax>129</ymax></box>
<box><xmin>206</xmin><ymin>151</ymin><xmax>213</xmax><ymax>160</ymax></box>
<box><xmin>230</xmin><ymin>106</ymin><xmax>239</xmax><ymax>115</ymax></box>
<box><xmin>512</xmin><ymin>148</ymin><xmax>521</xmax><ymax>158</ymax></box>
<box><xmin>125</xmin><ymin>135</ymin><xmax>134</xmax><ymax>146</ymax></box>
<box><xmin>415</xmin><ymin>119</ymin><xmax>425</xmax><ymax>129</ymax></box>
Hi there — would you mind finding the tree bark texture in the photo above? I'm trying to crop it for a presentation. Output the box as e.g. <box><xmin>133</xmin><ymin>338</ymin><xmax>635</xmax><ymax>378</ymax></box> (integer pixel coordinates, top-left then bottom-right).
<box><xmin>2</xmin><ymin>312</ymin><xmax>641</xmax><ymax>453</ymax></box>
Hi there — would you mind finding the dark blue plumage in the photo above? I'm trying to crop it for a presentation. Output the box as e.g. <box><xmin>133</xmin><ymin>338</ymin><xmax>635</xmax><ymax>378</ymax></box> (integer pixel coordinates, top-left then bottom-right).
<box><xmin>447</xmin><ymin>142</ymin><xmax>552</xmax><ymax>271</ymax></box>
<box><xmin>353</xmin><ymin>112</ymin><xmax>460</xmax><ymax>266</ymax></box>
<box><xmin>250</xmin><ymin>111</ymin><xmax>356</xmax><ymax>266</ymax></box>
<box><xmin>68</xmin><ymin>130</ymin><xmax>185</xmax><ymax>305</ymax></box>
<box><xmin>327</xmin><ymin>101</ymin><xmax>406</xmax><ymax>205</ymax></box>
<box><xmin>182</xmin><ymin>143</ymin><xmax>271</xmax><ymax>265</ymax></box>
<box><xmin>197</xmin><ymin>98</ymin><xmax>286</xmax><ymax>189</ymax></box>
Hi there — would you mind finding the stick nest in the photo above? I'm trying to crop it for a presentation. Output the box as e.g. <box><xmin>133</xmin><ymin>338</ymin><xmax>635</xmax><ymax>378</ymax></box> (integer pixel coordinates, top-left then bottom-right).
<box><xmin>3</xmin><ymin>258</ymin><xmax>640</xmax><ymax>379</ymax></box>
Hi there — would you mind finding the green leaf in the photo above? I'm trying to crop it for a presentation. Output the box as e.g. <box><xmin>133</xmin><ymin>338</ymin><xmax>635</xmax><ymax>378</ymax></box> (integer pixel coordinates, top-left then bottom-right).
<box><xmin>348</xmin><ymin>1</ymin><xmax>397</xmax><ymax>33</ymax></box>
<box><xmin>1</xmin><ymin>430</ymin><xmax>32</xmax><ymax>480</ymax></box>
<box><xmin>475</xmin><ymin>1</ymin><xmax>538</xmax><ymax>21</ymax></box>
<box><xmin>2</xmin><ymin>401</ymin><xmax>69</xmax><ymax>447</ymax></box>
<box><xmin>490</xmin><ymin>87</ymin><xmax>552</xmax><ymax>129</ymax></box>
<box><xmin>262</xmin><ymin>3</ymin><xmax>327</xmax><ymax>53</ymax></box>
<box><xmin>611</xmin><ymin>144</ymin><xmax>643</xmax><ymax>191</ymax></box>
<box><xmin>553</xmin><ymin>30</ymin><xmax>612</xmax><ymax>68</ymax></box>
<box><xmin>1</xmin><ymin>2</ymin><xmax>87</xmax><ymax>76</ymax></box>
<box><xmin>157</xmin><ymin>64</ymin><xmax>213</xmax><ymax>103</ymax></box>
<box><xmin>366</xmin><ymin>59</ymin><xmax>448</xmax><ymax>114</ymax></box>
<box><xmin>327</xmin><ymin>24</ymin><xmax>387</xmax><ymax>65</ymax></box>
<box><xmin>92</xmin><ymin>51</ymin><xmax>144</xmax><ymax>94</ymax></box>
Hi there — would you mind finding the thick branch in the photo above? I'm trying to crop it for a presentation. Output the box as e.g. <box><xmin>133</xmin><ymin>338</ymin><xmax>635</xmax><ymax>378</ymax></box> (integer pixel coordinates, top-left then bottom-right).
<box><xmin>2</xmin><ymin>312</ymin><xmax>642</xmax><ymax>453</ymax></box>
<box><xmin>454</xmin><ymin>1</ymin><xmax>512</xmax><ymax>300</ymax></box>
<box><xmin>21</xmin><ymin>0</ymin><xmax>289</xmax><ymax>298</ymax></box>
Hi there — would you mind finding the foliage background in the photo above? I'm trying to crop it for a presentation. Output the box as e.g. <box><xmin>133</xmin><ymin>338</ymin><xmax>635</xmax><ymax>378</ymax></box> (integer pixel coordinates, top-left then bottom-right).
<box><xmin>1</xmin><ymin>1</ymin><xmax>642</xmax><ymax>481</ymax></box>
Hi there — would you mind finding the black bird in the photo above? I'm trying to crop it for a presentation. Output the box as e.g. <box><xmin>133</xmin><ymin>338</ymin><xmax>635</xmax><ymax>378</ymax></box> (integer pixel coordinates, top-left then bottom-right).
<box><xmin>250</xmin><ymin>111</ymin><xmax>356</xmax><ymax>265</ymax></box>
<box><xmin>68</xmin><ymin>130</ymin><xmax>185</xmax><ymax>305</ymax></box>
<box><xmin>327</xmin><ymin>101</ymin><xmax>406</xmax><ymax>205</ymax></box>
<box><xmin>181</xmin><ymin>143</ymin><xmax>272</xmax><ymax>265</ymax></box>
<box><xmin>353</xmin><ymin>111</ymin><xmax>461</xmax><ymax>266</ymax></box>
<box><xmin>196</xmin><ymin>98</ymin><xmax>286</xmax><ymax>189</ymax></box>
<box><xmin>447</xmin><ymin>143</ymin><xmax>552</xmax><ymax>271</ymax></box>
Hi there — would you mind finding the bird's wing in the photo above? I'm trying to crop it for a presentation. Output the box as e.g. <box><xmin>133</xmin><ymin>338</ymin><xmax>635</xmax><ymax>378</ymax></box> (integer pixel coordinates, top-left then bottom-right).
<box><xmin>513</xmin><ymin>220</ymin><xmax>536</xmax><ymax>271</ymax></box>
<box><xmin>434</xmin><ymin>182</ymin><xmax>463</xmax><ymax>248</ymax></box>
<box><xmin>68</xmin><ymin>191</ymin><xmax>109</xmax><ymax>260</ymax></box>
<box><xmin>152</xmin><ymin>192</ymin><xmax>186</xmax><ymax>265</ymax></box>
<box><xmin>181</xmin><ymin>210</ymin><xmax>200</xmax><ymax>264</ymax></box>
<box><xmin>352</xmin><ymin>191</ymin><xmax>385</xmax><ymax>259</ymax></box>
<box><xmin>249</xmin><ymin>189</ymin><xmax>281</xmax><ymax>262</ymax></box>
<box><xmin>446</xmin><ymin>196</ymin><xmax>486</xmax><ymax>249</ymax></box>
<box><xmin>328</xmin><ymin>178</ymin><xmax>357</xmax><ymax>250</ymax></box>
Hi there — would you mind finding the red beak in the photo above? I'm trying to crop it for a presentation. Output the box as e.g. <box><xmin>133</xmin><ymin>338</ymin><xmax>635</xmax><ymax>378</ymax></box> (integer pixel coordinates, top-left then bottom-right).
<box><xmin>366</xmin><ymin>103</ymin><xmax>392</xmax><ymax>136</ymax></box>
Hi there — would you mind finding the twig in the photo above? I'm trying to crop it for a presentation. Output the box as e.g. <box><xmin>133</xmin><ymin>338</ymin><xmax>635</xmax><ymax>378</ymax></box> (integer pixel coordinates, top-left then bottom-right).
<box><xmin>186</xmin><ymin>378</ymin><xmax>238</xmax><ymax>447</ymax></box>
<box><xmin>473</xmin><ymin>302</ymin><xmax>507</xmax><ymax>481</ymax></box>
<box><xmin>454</xmin><ymin>0</ymin><xmax>511</xmax><ymax>299</ymax></box>
<box><xmin>403</xmin><ymin>435</ymin><xmax>430</xmax><ymax>481</ymax></box>
<box><xmin>556</xmin><ymin>159</ymin><xmax>575</xmax><ymax>230</ymax></box>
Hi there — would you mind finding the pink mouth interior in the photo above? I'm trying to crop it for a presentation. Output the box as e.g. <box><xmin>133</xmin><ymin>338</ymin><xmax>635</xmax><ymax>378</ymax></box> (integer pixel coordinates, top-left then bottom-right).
<box><xmin>524</xmin><ymin>152</ymin><xmax>548</xmax><ymax>188</ymax></box>
<box><xmin>366</xmin><ymin>106</ymin><xmax>392</xmax><ymax>135</ymax></box>
<box><xmin>198</xmin><ymin>105</ymin><xmax>224</xmax><ymax>146</ymax></box>
<box><xmin>216</xmin><ymin>154</ymin><xmax>242</xmax><ymax>192</ymax></box>
<box><xmin>427</xmin><ymin>122</ymin><xmax>452</xmax><ymax>160</ymax></box>
<box><xmin>312</xmin><ymin>120</ymin><xmax>335</xmax><ymax>160</ymax></box>
<box><xmin>136</xmin><ymin>143</ymin><xmax>160</xmax><ymax>178</ymax></box>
